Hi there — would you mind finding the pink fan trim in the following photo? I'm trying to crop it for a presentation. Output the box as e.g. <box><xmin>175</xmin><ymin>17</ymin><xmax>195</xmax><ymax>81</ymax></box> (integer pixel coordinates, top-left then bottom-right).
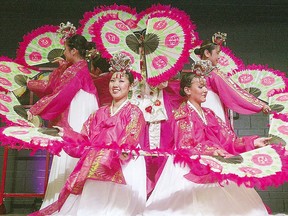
<box><xmin>0</xmin><ymin>126</ymin><xmax>63</xmax><ymax>155</ymax></box>
<box><xmin>137</xmin><ymin>4</ymin><xmax>173</xmax><ymax>21</ymax></box>
<box><xmin>16</xmin><ymin>25</ymin><xmax>59</xmax><ymax>67</ymax></box>
<box><xmin>0</xmin><ymin>56</ymin><xmax>14</xmax><ymax>62</ymax></box>
<box><xmin>272</xmin><ymin>112</ymin><xmax>288</xmax><ymax>123</ymax></box>
<box><xmin>77</xmin><ymin>4</ymin><xmax>137</xmax><ymax>36</ymax></box>
<box><xmin>268</xmin><ymin>87</ymin><xmax>288</xmax><ymax>97</ymax></box>
<box><xmin>0</xmin><ymin>86</ymin><xmax>9</xmax><ymax>93</ymax></box>
<box><xmin>0</xmin><ymin>114</ymin><xmax>26</xmax><ymax>127</ymax></box>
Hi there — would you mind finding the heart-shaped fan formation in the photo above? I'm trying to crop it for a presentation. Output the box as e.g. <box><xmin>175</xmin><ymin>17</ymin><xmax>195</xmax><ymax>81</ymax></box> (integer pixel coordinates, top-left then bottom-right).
<box><xmin>92</xmin><ymin>4</ymin><xmax>196</xmax><ymax>86</ymax></box>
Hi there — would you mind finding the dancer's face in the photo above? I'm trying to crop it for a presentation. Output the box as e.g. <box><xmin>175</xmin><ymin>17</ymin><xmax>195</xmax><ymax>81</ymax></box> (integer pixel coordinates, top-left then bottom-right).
<box><xmin>109</xmin><ymin>72</ymin><xmax>131</xmax><ymax>102</ymax></box>
<box><xmin>63</xmin><ymin>44</ymin><xmax>75</xmax><ymax>63</ymax></box>
<box><xmin>185</xmin><ymin>77</ymin><xmax>208</xmax><ymax>105</ymax></box>
<box><xmin>205</xmin><ymin>45</ymin><xmax>220</xmax><ymax>66</ymax></box>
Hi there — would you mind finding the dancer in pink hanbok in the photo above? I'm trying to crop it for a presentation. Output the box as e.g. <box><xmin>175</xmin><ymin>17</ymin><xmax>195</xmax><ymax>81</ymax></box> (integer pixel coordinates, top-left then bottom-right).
<box><xmin>144</xmin><ymin>37</ymin><xmax>272</xmax><ymax>195</ymax></box>
<box><xmin>144</xmin><ymin>62</ymin><xmax>272</xmax><ymax>216</ymax></box>
<box><xmin>194</xmin><ymin>39</ymin><xmax>270</xmax><ymax>127</ymax></box>
<box><xmin>27</xmin><ymin>33</ymin><xmax>99</xmax><ymax>208</ymax></box>
<box><xmin>29</xmin><ymin>53</ymin><xmax>147</xmax><ymax>216</ymax></box>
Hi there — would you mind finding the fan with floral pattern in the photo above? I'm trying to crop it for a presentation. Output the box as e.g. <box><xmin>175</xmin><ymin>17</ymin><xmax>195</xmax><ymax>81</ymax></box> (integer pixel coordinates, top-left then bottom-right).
<box><xmin>268</xmin><ymin>115</ymin><xmax>288</xmax><ymax>146</ymax></box>
<box><xmin>0</xmin><ymin>91</ymin><xmax>36</xmax><ymax>127</ymax></box>
<box><xmin>268</xmin><ymin>90</ymin><xmax>288</xmax><ymax>116</ymax></box>
<box><xmin>0</xmin><ymin>88</ymin><xmax>63</xmax><ymax>153</ymax></box>
<box><xmin>230</xmin><ymin>65</ymin><xmax>288</xmax><ymax>103</ymax></box>
<box><xmin>0</xmin><ymin>126</ymin><xmax>63</xmax><ymax>155</ymax></box>
<box><xmin>16</xmin><ymin>25</ymin><xmax>64</xmax><ymax>66</ymax></box>
<box><xmin>0</xmin><ymin>57</ymin><xmax>40</xmax><ymax>92</ymax></box>
<box><xmin>180</xmin><ymin>144</ymin><xmax>288</xmax><ymax>189</ymax></box>
<box><xmin>77</xmin><ymin>4</ymin><xmax>138</xmax><ymax>41</ymax></box>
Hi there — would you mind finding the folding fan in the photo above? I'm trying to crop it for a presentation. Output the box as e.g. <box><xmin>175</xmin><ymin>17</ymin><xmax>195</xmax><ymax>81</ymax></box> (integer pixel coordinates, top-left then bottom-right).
<box><xmin>268</xmin><ymin>115</ymin><xmax>288</xmax><ymax>146</ymax></box>
<box><xmin>77</xmin><ymin>4</ymin><xmax>138</xmax><ymax>41</ymax></box>
<box><xmin>183</xmin><ymin>144</ymin><xmax>288</xmax><ymax>189</ymax></box>
<box><xmin>268</xmin><ymin>90</ymin><xmax>288</xmax><ymax>115</ymax></box>
<box><xmin>0</xmin><ymin>91</ymin><xmax>39</xmax><ymax>127</ymax></box>
<box><xmin>0</xmin><ymin>80</ymin><xmax>63</xmax><ymax>154</ymax></box>
<box><xmin>92</xmin><ymin>6</ymin><xmax>195</xmax><ymax>86</ymax></box>
<box><xmin>190</xmin><ymin>45</ymin><xmax>245</xmax><ymax>76</ymax></box>
<box><xmin>230</xmin><ymin>65</ymin><xmax>288</xmax><ymax>103</ymax></box>
<box><xmin>0</xmin><ymin>57</ymin><xmax>40</xmax><ymax>92</ymax></box>
<box><xmin>92</xmin><ymin>16</ymin><xmax>142</xmax><ymax>79</ymax></box>
<box><xmin>0</xmin><ymin>126</ymin><xmax>63</xmax><ymax>155</ymax></box>
<box><xmin>16</xmin><ymin>25</ymin><xmax>63</xmax><ymax>66</ymax></box>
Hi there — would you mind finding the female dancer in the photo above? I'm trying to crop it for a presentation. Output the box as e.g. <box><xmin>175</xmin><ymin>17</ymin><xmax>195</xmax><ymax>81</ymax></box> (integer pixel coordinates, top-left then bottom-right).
<box><xmin>194</xmin><ymin>39</ymin><xmax>270</xmax><ymax>127</ymax></box>
<box><xmin>144</xmin><ymin>62</ymin><xmax>272</xmax><ymax>216</ymax></box>
<box><xmin>30</xmin><ymin>53</ymin><xmax>147</xmax><ymax>216</ymax></box>
<box><xmin>27</xmin><ymin>34</ymin><xmax>99</xmax><ymax>207</ymax></box>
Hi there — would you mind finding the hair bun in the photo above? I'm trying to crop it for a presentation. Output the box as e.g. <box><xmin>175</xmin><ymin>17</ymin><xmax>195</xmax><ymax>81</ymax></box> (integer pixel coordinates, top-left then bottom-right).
<box><xmin>194</xmin><ymin>48</ymin><xmax>201</xmax><ymax>55</ymax></box>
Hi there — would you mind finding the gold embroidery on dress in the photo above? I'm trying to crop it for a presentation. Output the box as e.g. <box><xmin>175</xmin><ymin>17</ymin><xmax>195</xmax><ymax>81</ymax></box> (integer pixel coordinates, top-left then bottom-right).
<box><xmin>121</xmin><ymin>106</ymin><xmax>142</xmax><ymax>146</ymax></box>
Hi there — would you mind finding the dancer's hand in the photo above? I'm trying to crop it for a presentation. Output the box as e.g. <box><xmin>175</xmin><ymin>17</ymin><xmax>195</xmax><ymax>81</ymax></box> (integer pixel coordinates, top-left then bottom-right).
<box><xmin>213</xmin><ymin>149</ymin><xmax>231</xmax><ymax>157</ymax></box>
<box><xmin>27</xmin><ymin>110</ymin><xmax>34</xmax><ymax>121</ymax></box>
<box><xmin>120</xmin><ymin>152</ymin><xmax>130</xmax><ymax>161</ymax></box>
<box><xmin>254</xmin><ymin>137</ymin><xmax>272</xmax><ymax>148</ymax></box>
<box><xmin>53</xmin><ymin>126</ymin><xmax>64</xmax><ymax>136</ymax></box>
<box><xmin>52</xmin><ymin>57</ymin><xmax>65</xmax><ymax>65</ymax></box>
<box><xmin>157</xmin><ymin>81</ymin><xmax>168</xmax><ymax>89</ymax></box>
<box><xmin>262</xmin><ymin>104</ymin><xmax>271</xmax><ymax>114</ymax></box>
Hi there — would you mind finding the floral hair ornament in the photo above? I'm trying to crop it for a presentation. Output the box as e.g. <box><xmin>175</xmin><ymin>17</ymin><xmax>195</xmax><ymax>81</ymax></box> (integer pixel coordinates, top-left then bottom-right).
<box><xmin>109</xmin><ymin>53</ymin><xmax>132</xmax><ymax>74</ymax></box>
<box><xmin>56</xmin><ymin>21</ymin><xmax>76</xmax><ymax>40</ymax></box>
<box><xmin>191</xmin><ymin>60</ymin><xmax>215</xmax><ymax>77</ymax></box>
<box><xmin>212</xmin><ymin>32</ymin><xmax>227</xmax><ymax>46</ymax></box>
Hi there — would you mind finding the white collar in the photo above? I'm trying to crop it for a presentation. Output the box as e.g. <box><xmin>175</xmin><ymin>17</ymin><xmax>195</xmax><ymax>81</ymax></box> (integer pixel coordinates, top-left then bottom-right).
<box><xmin>110</xmin><ymin>99</ymin><xmax>129</xmax><ymax>116</ymax></box>
<box><xmin>187</xmin><ymin>101</ymin><xmax>207</xmax><ymax>125</ymax></box>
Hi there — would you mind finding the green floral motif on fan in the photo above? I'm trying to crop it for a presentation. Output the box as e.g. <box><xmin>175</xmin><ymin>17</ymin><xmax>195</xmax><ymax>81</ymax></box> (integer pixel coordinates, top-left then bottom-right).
<box><xmin>268</xmin><ymin>118</ymin><xmax>288</xmax><ymax>146</ymax></box>
<box><xmin>269</xmin><ymin>104</ymin><xmax>285</xmax><ymax>113</ymax></box>
<box><xmin>268</xmin><ymin>134</ymin><xmax>286</xmax><ymax>146</ymax></box>
<box><xmin>244</xmin><ymin>87</ymin><xmax>261</xmax><ymax>98</ymax></box>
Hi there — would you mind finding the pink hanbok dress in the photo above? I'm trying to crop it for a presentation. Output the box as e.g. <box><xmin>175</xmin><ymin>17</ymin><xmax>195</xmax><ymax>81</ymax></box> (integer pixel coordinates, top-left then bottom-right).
<box><xmin>28</xmin><ymin>60</ymin><xmax>99</xmax><ymax>207</ymax></box>
<box><xmin>203</xmin><ymin>67</ymin><xmax>266</xmax><ymax>127</ymax></box>
<box><xmin>30</xmin><ymin>101</ymin><xmax>147</xmax><ymax>216</ymax></box>
<box><xmin>144</xmin><ymin>101</ymin><xmax>269</xmax><ymax>216</ymax></box>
